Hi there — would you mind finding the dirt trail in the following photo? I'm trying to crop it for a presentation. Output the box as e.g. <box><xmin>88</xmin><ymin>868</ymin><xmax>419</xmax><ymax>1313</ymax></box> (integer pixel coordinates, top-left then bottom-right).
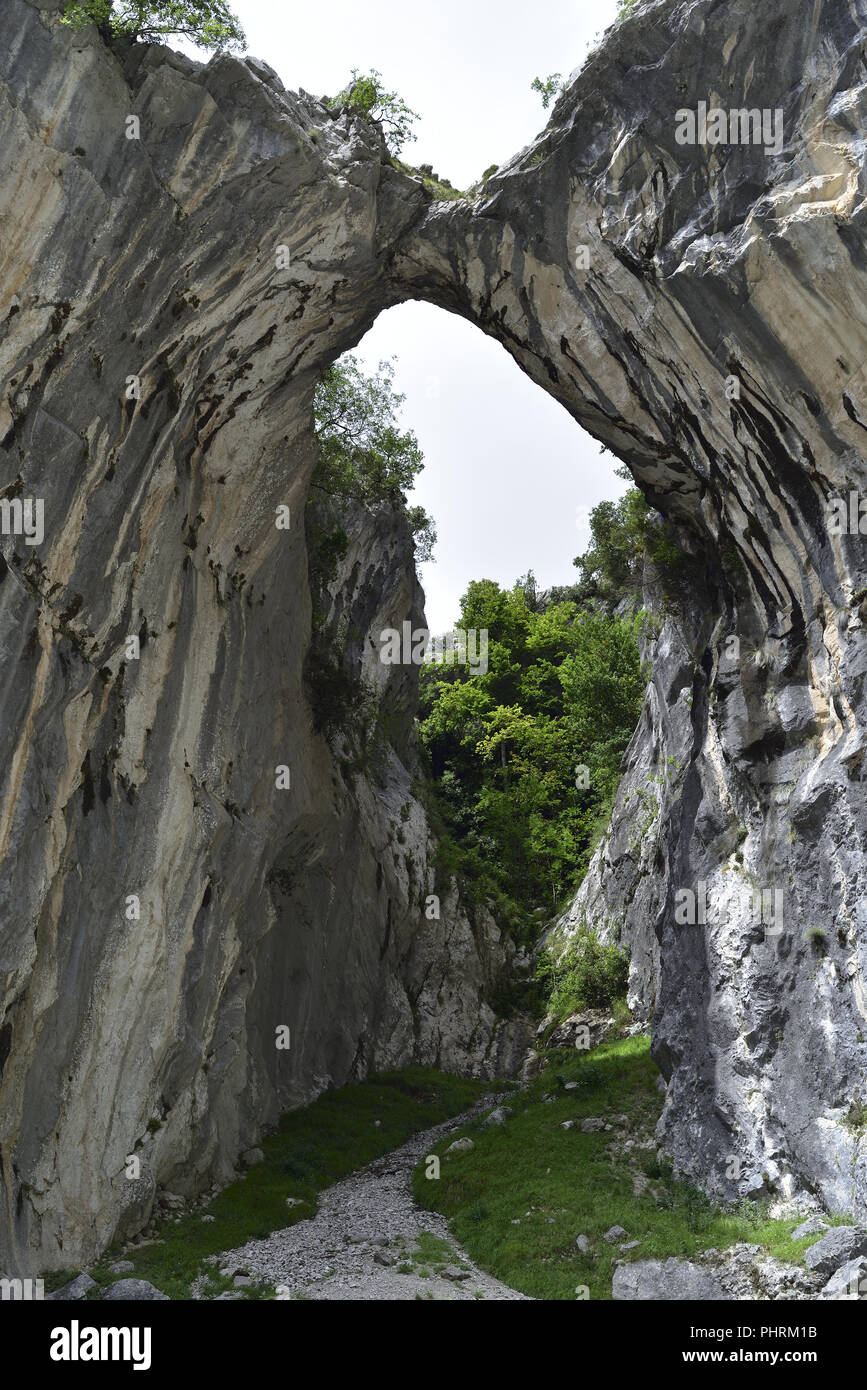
<box><xmin>209</xmin><ymin>1093</ymin><xmax>528</xmax><ymax>1301</ymax></box>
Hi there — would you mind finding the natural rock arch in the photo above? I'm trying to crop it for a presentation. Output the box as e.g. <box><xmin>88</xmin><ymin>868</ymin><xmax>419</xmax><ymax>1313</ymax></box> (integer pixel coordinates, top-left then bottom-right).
<box><xmin>0</xmin><ymin>0</ymin><xmax>866</xmax><ymax>1269</ymax></box>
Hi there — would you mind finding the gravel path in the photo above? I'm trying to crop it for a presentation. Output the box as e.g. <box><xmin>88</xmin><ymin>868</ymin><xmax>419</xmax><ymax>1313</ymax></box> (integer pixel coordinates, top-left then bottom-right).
<box><xmin>209</xmin><ymin>1093</ymin><xmax>528</xmax><ymax>1301</ymax></box>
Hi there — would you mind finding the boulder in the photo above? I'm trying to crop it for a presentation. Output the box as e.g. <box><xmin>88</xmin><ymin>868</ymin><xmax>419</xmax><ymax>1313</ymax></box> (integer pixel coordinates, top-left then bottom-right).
<box><xmin>613</xmin><ymin>1259</ymin><xmax>731</xmax><ymax>1301</ymax></box>
<box><xmin>804</xmin><ymin>1228</ymin><xmax>867</xmax><ymax>1278</ymax></box>
<box><xmin>46</xmin><ymin>1272</ymin><xmax>97</xmax><ymax>1301</ymax></box>
<box><xmin>819</xmin><ymin>1256</ymin><xmax>867</xmax><ymax>1300</ymax></box>
<box><xmin>102</xmin><ymin>1279</ymin><xmax>169</xmax><ymax>1301</ymax></box>
<box><xmin>482</xmin><ymin>1107</ymin><xmax>512</xmax><ymax>1128</ymax></box>
<box><xmin>445</xmin><ymin>1138</ymin><xmax>474</xmax><ymax>1154</ymax></box>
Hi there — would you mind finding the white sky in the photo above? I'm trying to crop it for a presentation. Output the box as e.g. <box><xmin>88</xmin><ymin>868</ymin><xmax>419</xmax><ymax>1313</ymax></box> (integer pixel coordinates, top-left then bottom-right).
<box><xmin>205</xmin><ymin>0</ymin><xmax>629</xmax><ymax>629</ymax></box>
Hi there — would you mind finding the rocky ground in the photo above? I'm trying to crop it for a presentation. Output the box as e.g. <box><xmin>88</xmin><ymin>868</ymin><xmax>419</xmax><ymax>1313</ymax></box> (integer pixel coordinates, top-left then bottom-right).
<box><xmin>203</xmin><ymin>1093</ymin><xmax>527</xmax><ymax>1301</ymax></box>
<box><xmin>35</xmin><ymin>1060</ymin><xmax>867</xmax><ymax>1301</ymax></box>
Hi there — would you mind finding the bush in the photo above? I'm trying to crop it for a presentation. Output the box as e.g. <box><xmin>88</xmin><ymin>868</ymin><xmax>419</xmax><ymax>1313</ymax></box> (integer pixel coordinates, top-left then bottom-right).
<box><xmin>538</xmin><ymin>925</ymin><xmax>629</xmax><ymax>1016</ymax></box>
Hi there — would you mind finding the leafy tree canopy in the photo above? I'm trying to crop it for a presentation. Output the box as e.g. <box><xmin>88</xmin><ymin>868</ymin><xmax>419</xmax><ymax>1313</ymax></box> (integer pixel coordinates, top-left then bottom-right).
<box><xmin>312</xmin><ymin>355</ymin><xmax>436</xmax><ymax>563</ymax></box>
<box><xmin>60</xmin><ymin>0</ymin><xmax>246</xmax><ymax>49</ymax></box>
<box><xmin>420</xmin><ymin>573</ymin><xmax>645</xmax><ymax>918</ymax></box>
<box><xmin>330</xmin><ymin>69</ymin><xmax>420</xmax><ymax>157</ymax></box>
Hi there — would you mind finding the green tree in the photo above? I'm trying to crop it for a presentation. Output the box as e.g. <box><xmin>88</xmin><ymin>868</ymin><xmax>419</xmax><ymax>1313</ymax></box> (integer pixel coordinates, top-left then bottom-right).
<box><xmin>573</xmin><ymin>488</ymin><xmax>650</xmax><ymax>602</ymax></box>
<box><xmin>312</xmin><ymin>354</ymin><xmax>436</xmax><ymax>563</ymax></box>
<box><xmin>330</xmin><ymin>69</ymin><xmax>420</xmax><ymax>157</ymax></box>
<box><xmin>420</xmin><ymin>576</ymin><xmax>644</xmax><ymax>916</ymax></box>
<box><xmin>60</xmin><ymin>0</ymin><xmax>246</xmax><ymax>49</ymax></box>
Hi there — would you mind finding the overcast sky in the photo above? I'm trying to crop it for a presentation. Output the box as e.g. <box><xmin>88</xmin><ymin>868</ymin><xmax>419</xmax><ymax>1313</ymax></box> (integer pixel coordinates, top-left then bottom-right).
<box><xmin>221</xmin><ymin>0</ymin><xmax>628</xmax><ymax>630</ymax></box>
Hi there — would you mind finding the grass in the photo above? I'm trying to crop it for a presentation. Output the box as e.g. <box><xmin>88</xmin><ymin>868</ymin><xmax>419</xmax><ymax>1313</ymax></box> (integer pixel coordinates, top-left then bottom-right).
<box><xmin>412</xmin><ymin>1037</ymin><xmax>844</xmax><ymax>1300</ymax></box>
<box><xmin>53</xmin><ymin>1067</ymin><xmax>491</xmax><ymax>1301</ymax></box>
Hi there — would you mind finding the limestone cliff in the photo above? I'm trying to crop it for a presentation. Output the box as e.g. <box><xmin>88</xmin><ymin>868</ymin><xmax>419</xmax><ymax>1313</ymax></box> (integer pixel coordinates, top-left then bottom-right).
<box><xmin>0</xmin><ymin>0</ymin><xmax>527</xmax><ymax>1272</ymax></box>
<box><xmin>2</xmin><ymin>0</ymin><xmax>867</xmax><ymax>1271</ymax></box>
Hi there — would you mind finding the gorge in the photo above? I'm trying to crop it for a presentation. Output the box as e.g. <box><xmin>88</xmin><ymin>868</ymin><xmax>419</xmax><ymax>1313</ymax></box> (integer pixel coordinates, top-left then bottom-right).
<box><xmin>1</xmin><ymin>0</ymin><xmax>867</xmax><ymax>1279</ymax></box>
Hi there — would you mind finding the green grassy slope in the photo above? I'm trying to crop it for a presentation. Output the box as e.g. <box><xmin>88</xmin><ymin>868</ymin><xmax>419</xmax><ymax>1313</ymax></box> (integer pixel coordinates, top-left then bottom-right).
<box><xmin>412</xmin><ymin>1037</ymin><xmax>839</xmax><ymax>1300</ymax></box>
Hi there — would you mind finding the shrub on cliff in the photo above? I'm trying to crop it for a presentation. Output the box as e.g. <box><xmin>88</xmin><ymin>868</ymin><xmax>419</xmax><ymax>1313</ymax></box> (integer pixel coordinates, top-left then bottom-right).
<box><xmin>330</xmin><ymin>69</ymin><xmax>420</xmax><ymax>157</ymax></box>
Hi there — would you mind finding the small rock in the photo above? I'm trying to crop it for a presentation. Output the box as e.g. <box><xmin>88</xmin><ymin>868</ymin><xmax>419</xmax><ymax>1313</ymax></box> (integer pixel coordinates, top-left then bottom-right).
<box><xmin>441</xmin><ymin>1265</ymin><xmax>471</xmax><ymax>1281</ymax></box>
<box><xmin>241</xmin><ymin>1148</ymin><xmax>264</xmax><ymax>1167</ymax></box>
<box><xmin>576</xmin><ymin>1235</ymin><xmax>590</xmax><ymax>1253</ymax></box>
<box><xmin>580</xmin><ymin>1117</ymin><xmax>607</xmax><ymax>1132</ymax></box>
<box><xmin>102</xmin><ymin>1279</ymin><xmax>169</xmax><ymax>1301</ymax></box>
<box><xmin>233</xmin><ymin>1275</ymin><xmax>253</xmax><ymax>1288</ymax></box>
<box><xmin>564</xmin><ymin>1082</ymin><xmax>578</xmax><ymax>1091</ymax></box>
<box><xmin>619</xmin><ymin>1241</ymin><xmax>641</xmax><ymax>1253</ymax></box>
<box><xmin>792</xmin><ymin>1216</ymin><xmax>829</xmax><ymax>1241</ymax></box>
<box><xmin>46</xmin><ymin>1272</ymin><xmax>97</xmax><ymax>1301</ymax></box>
<box><xmin>373</xmin><ymin>1250</ymin><xmax>395</xmax><ymax>1267</ymax></box>
<box><xmin>201</xmin><ymin>1214</ymin><xmax>216</xmax><ymax>1223</ymax></box>
<box><xmin>604</xmin><ymin>1225</ymin><xmax>628</xmax><ymax>1243</ymax></box>
<box><xmin>483</xmin><ymin>1106</ymin><xmax>512</xmax><ymax>1128</ymax></box>
<box><xmin>446</xmin><ymin>1137</ymin><xmax>474</xmax><ymax>1154</ymax></box>
<box><xmin>560</xmin><ymin>1120</ymin><xmax>575</xmax><ymax>1131</ymax></box>
<box><xmin>109</xmin><ymin>1261</ymin><xmax>135</xmax><ymax>1275</ymax></box>
<box><xmin>215</xmin><ymin>1291</ymin><xmax>245</xmax><ymax>1300</ymax></box>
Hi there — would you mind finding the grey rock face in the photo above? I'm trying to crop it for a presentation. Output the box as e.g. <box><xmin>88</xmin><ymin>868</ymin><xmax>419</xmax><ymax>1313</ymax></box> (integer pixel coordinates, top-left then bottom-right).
<box><xmin>3</xmin><ymin>0</ymin><xmax>867</xmax><ymax>1272</ymax></box>
<box><xmin>491</xmin><ymin>0</ymin><xmax>867</xmax><ymax>1218</ymax></box>
<box><xmin>613</xmin><ymin>1245</ymin><xmax>819</xmax><ymax>1301</ymax></box>
<box><xmin>613</xmin><ymin>1258</ymin><xmax>731</xmax><ymax>1301</ymax></box>
<box><xmin>0</xmin><ymin>2</ymin><xmax>532</xmax><ymax>1275</ymax></box>
<box><xmin>803</xmin><ymin>1227</ymin><xmax>867</xmax><ymax>1278</ymax></box>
